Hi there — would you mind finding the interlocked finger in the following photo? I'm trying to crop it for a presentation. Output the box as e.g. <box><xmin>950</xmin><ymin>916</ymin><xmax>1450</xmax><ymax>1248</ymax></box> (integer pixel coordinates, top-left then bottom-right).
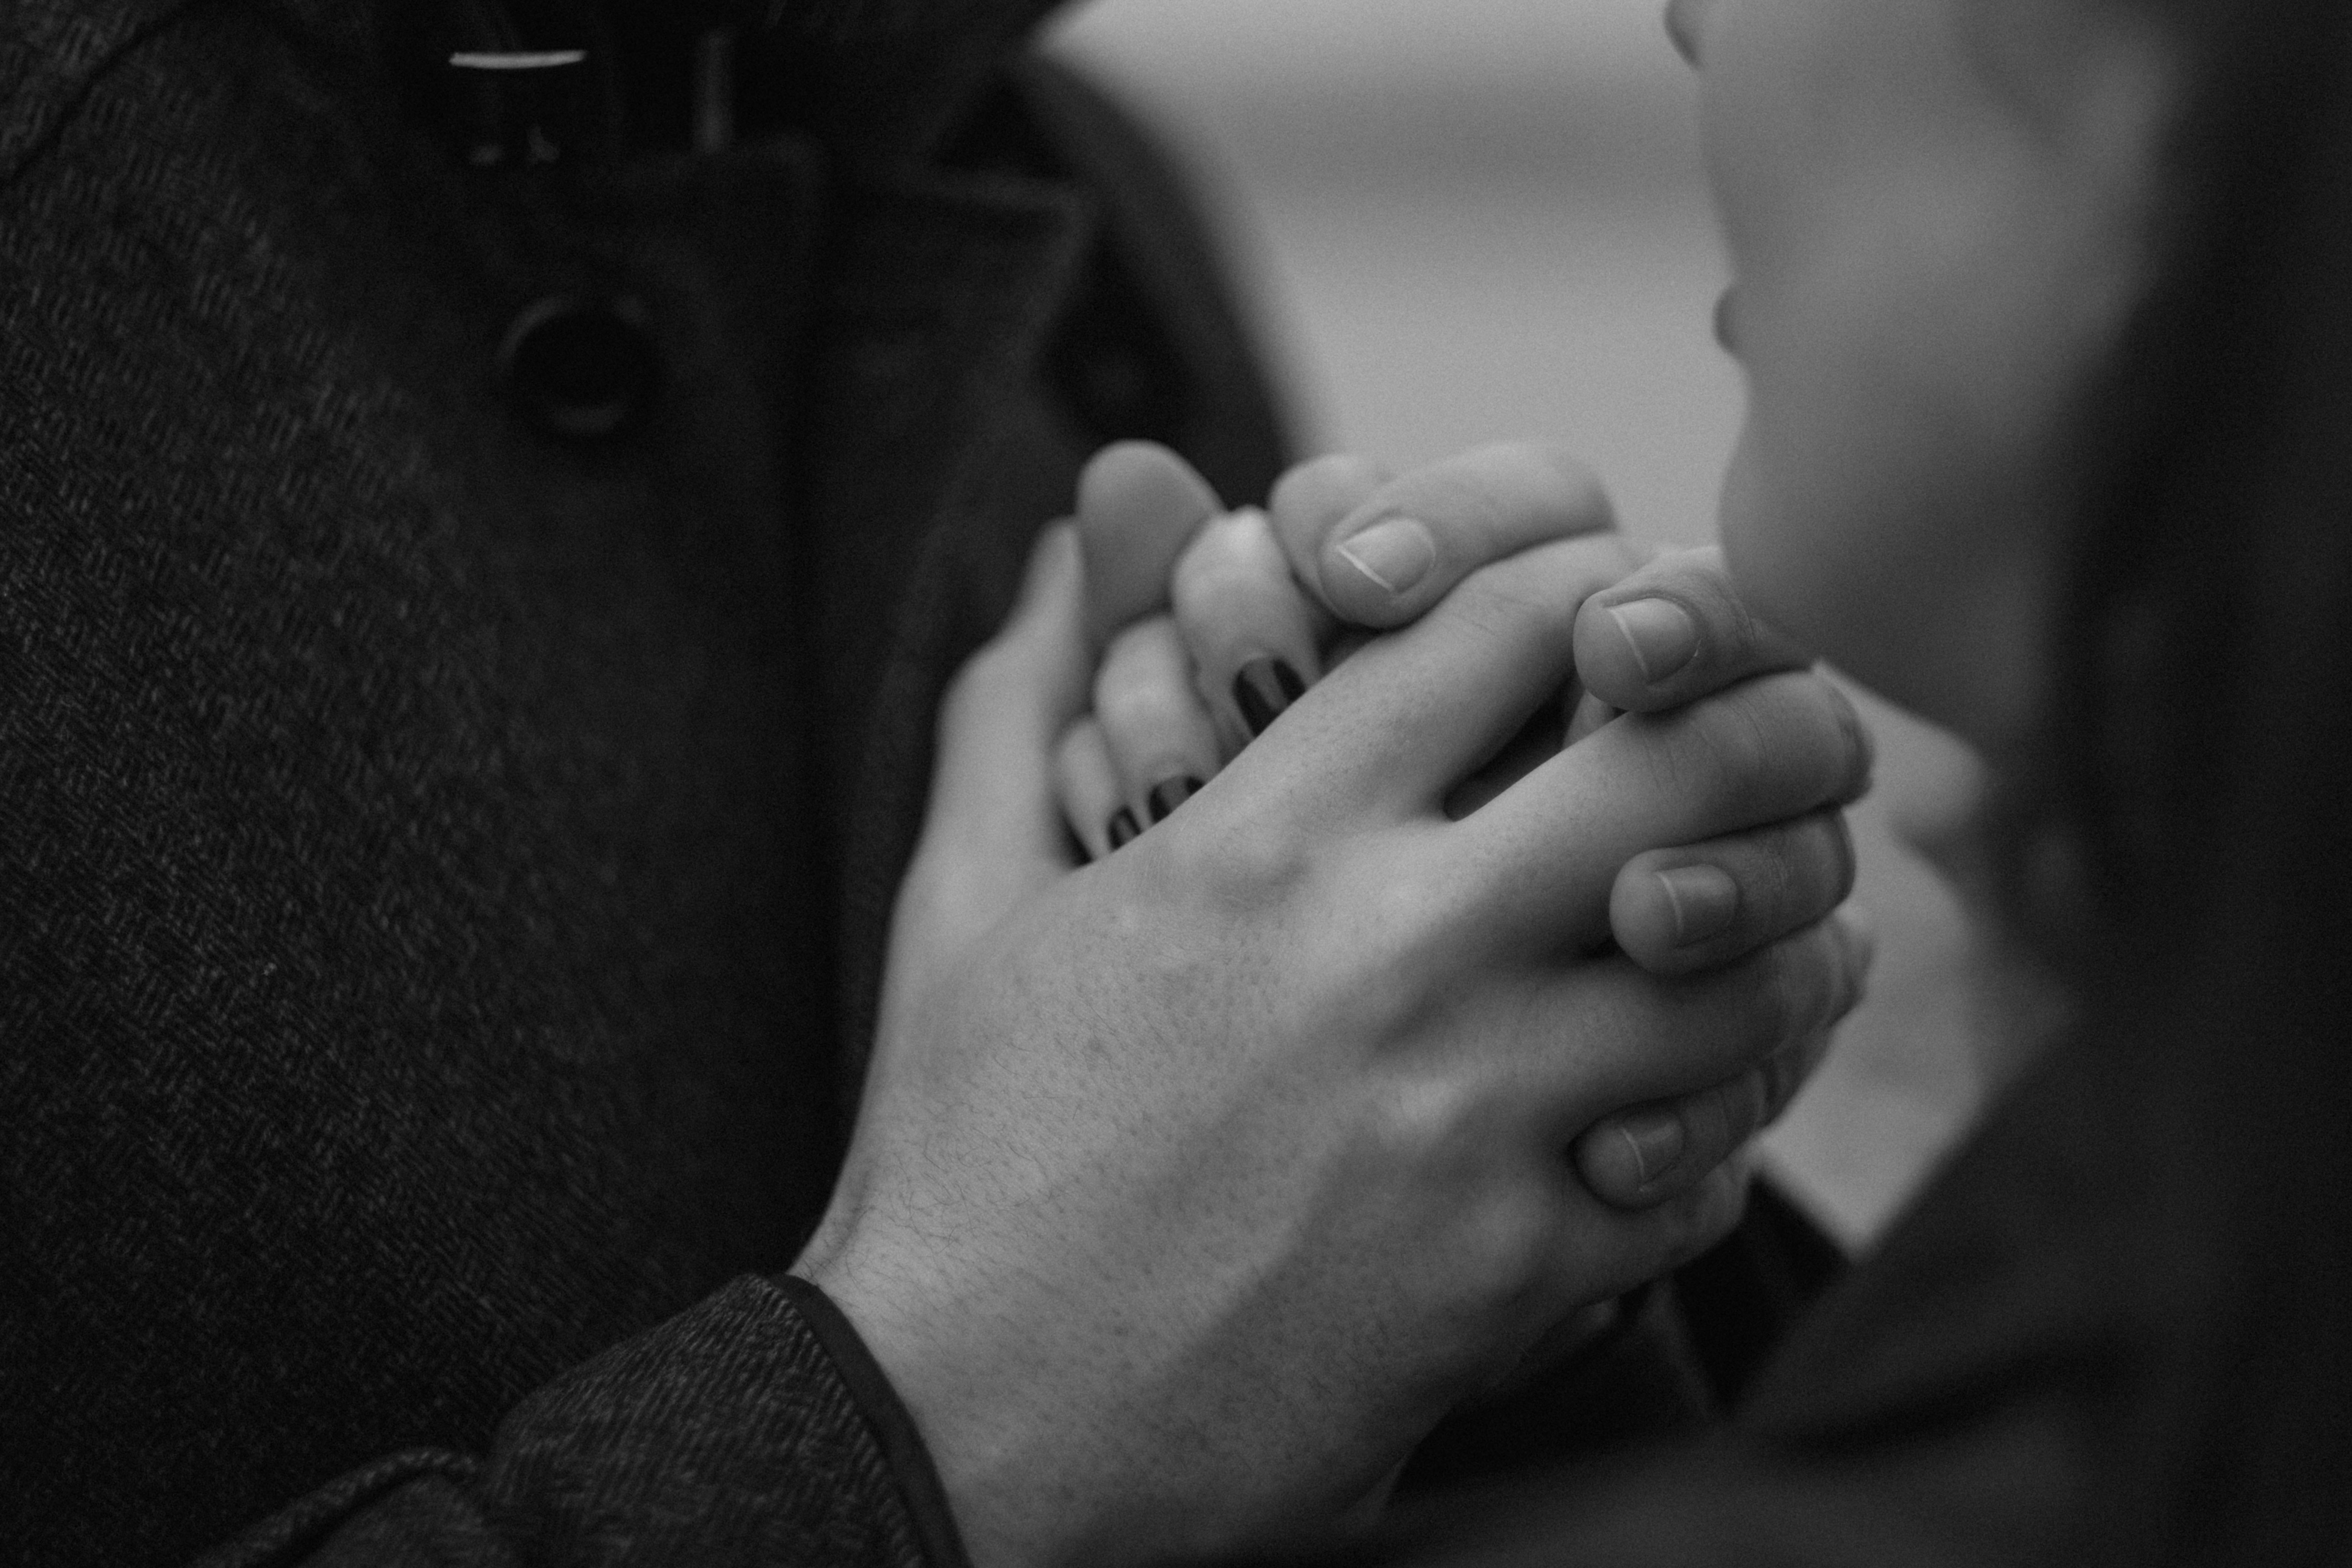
<box><xmin>1573</xmin><ymin>1020</ymin><xmax>1838</xmax><ymax>1208</ymax></box>
<box><xmin>1243</xmin><ymin>532</ymin><xmax>1644</xmax><ymax>823</ymax></box>
<box><xmin>1550</xmin><ymin>1151</ymin><xmax>1757</xmax><ymax>1303</ymax></box>
<box><xmin>1077</xmin><ymin>442</ymin><xmax>1224</xmax><ymax>652</ymax></box>
<box><xmin>1462</xmin><ymin>911</ymin><xmax>1873</xmax><ymax>1142</ymax></box>
<box><xmin>1093</xmin><ymin>615</ymin><xmax>1222</xmax><ymax>841</ymax></box>
<box><xmin>1572</xmin><ymin>545</ymin><xmax>1820</xmax><ymax>714</ymax></box>
<box><xmin>1054</xmin><ymin>717</ymin><xmax>1125</xmax><ymax>861</ymax></box>
<box><xmin>1452</xmin><ymin>669</ymin><xmax>1875</xmax><ymax>953</ymax></box>
<box><xmin>1309</xmin><ymin>444</ymin><xmax>1621</xmax><ymax>629</ymax></box>
<box><xmin>1268</xmin><ymin>453</ymin><xmax>1390</xmax><ymax>616</ymax></box>
<box><xmin>1171</xmin><ymin>507</ymin><xmax>1330</xmax><ymax>751</ymax></box>
<box><xmin>1608</xmin><ymin>807</ymin><xmax>1859</xmax><ymax>976</ymax></box>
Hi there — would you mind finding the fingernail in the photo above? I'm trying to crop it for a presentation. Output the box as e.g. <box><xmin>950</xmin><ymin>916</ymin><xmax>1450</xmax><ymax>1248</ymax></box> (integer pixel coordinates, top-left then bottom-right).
<box><xmin>1148</xmin><ymin>775</ymin><xmax>1202</xmax><ymax>822</ymax></box>
<box><xmin>1233</xmin><ymin>657</ymin><xmax>1306</xmax><ymax>737</ymax></box>
<box><xmin>1657</xmin><ymin>864</ymin><xmax>1740</xmax><ymax>947</ymax></box>
<box><xmin>1617</xmin><ymin>1110</ymin><xmax>1686</xmax><ymax>1187</ymax></box>
<box><xmin>1607</xmin><ymin>599</ymin><xmax>1700</xmax><ymax>684</ymax></box>
<box><xmin>1107</xmin><ymin>807</ymin><xmax>1141</xmax><ymax>849</ymax></box>
<box><xmin>1335</xmin><ymin>517</ymin><xmax>1436</xmax><ymax>597</ymax></box>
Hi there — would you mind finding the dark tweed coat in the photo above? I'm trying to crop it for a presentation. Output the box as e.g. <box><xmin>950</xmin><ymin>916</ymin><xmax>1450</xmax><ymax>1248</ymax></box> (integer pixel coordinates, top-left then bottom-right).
<box><xmin>1</xmin><ymin>1</ymin><xmax>1847</xmax><ymax>1562</ymax></box>
<box><xmin>0</xmin><ymin>0</ymin><xmax>1296</xmax><ymax>1557</ymax></box>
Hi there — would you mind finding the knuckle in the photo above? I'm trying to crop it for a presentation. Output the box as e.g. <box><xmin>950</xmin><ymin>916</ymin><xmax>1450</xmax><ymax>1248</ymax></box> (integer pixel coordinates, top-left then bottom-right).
<box><xmin>1380</xmin><ymin>444</ymin><xmax>1605</xmax><ymax>562</ymax></box>
<box><xmin>1474</xmin><ymin>442</ymin><xmax>1615</xmax><ymax>531</ymax></box>
<box><xmin>1519</xmin><ymin>443</ymin><xmax>1606</xmax><ymax>501</ymax></box>
<box><xmin>1404</xmin><ymin>468</ymin><xmax>1517</xmax><ymax>556</ymax></box>
<box><xmin>1185</xmin><ymin>508</ymin><xmax>1265</xmax><ymax>574</ymax></box>
<box><xmin>1167</xmin><ymin>570</ymin><xmax>1232</xmax><ymax>651</ymax></box>
<box><xmin>1743</xmin><ymin>826</ymin><xmax>1807</xmax><ymax>920</ymax></box>
<box><xmin>1473</xmin><ymin>1188</ymin><xmax>1559</xmax><ymax>1296</ymax></box>
<box><xmin>1092</xmin><ymin>627</ymin><xmax>1188</xmax><ymax>736</ymax></box>
<box><xmin>1779</xmin><ymin>926</ymin><xmax>1847</xmax><ymax>1040</ymax></box>
<box><xmin>1749</xmin><ymin>810</ymin><xmax>1852</xmax><ymax>926</ymax></box>
<box><xmin>1688</xmin><ymin>1071</ymin><xmax>1737</xmax><ymax>1143</ymax></box>
<box><xmin>1589</xmin><ymin>531</ymin><xmax>1646</xmax><ymax>578</ymax></box>
<box><xmin>1551</xmin><ymin>530</ymin><xmax>1646</xmax><ymax>593</ymax></box>
<box><xmin>1370</xmin><ymin>1072</ymin><xmax>1479</xmax><ymax>1167</ymax></box>
<box><xmin>1447</xmin><ymin>559</ymin><xmax>1582</xmax><ymax>662</ymax></box>
<box><xmin>1752</xmin><ymin>940</ymin><xmax>1815</xmax><ymax>1051</ymax></box>
<box><xmin>1353</xmin><ymin>859</ymin><xmax>1461</xmax><ymax>965</ymax></box>
<box><xmin>1263</xmin><ymin>865</ymin><xmax>1444</xmax><ymax>1042</ymax></box>
<box><xmin>1689</xmin><ymin>1078</ymin><xmax>1744</xmax><ymax>1166</ymax></box>
<box><xmin>1090</xmin><ymin>662</ymin><xmax>1159</xmax><ymax>735</ymax></box>
<box><xmin>1167</xmin><ymin>521</ymin><xmax>1225</xmax><ymax>608</ymax></box>
<box><xmin>1437</xmin><ymin>1178</ymin><xmax>1557</xmax><ymax>1307</ymax></box>
<box><xmin>1669</xmin><ymin>673</ymin><xmax>1859</xmax><ymax>819</ymax></box>
<box><xmin>1172</xmin><ymin>519</ymin><xmax>1286</xmax><ymax>626</ymax></box>
<box><xmin>1676</xmin><ymin>695</ymin><xmax>1779</xmax><ymax>813</ymax></box>
<box><xmin>1169</xmin><ymin>801</ymin><xmax>1312</xmax><ymax>910</ymax></box>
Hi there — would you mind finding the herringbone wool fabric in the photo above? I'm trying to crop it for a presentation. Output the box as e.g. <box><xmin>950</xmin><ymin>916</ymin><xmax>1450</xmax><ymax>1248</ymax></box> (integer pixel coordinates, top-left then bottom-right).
<box><xmin>0</xmin><ymin>1</ymin><xmax>1287</xmax><ymax>1558</ymax></box>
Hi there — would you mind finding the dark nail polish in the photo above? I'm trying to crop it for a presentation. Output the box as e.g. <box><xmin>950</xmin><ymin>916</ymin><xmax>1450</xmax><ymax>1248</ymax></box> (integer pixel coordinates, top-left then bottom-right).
<box><xmin>1107</xmin><ymin>807</ymin><xmax>1141</xmax><ymax>849</ymax></box>
<box><xmin>1234</xmin><ymin>657</ymin><xmax>1306</xmax><ymax>737</ymax></box>
<box><xmin>1148</xmin><ymin>776</ymin><xmax>1203</xmax><ymax>822</ymax></box>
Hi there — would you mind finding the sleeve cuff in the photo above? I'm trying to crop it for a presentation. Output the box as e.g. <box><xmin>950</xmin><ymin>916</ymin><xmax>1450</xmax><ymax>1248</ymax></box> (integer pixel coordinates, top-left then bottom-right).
<box><xmin>475</xmin><ymin>1273</ymin><xmax>974</xmax><ymax>1568</ymax></box>
<box><xmin>770</xmin><ymin>1273</ymin><xmax>974</xmax><ymax>1568</ymax></box>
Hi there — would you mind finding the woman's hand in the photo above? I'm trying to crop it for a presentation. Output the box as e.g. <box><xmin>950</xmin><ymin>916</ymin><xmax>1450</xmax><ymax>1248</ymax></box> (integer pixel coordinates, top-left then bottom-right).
<box><xmin>1056</xmin><ymin>443</ymin><xmax>1625</xmax><ymax>851</ymax></box>
<box><xmin>1060</xmin><ymin>442</ymin><xmax>1862</xmax><ymax>1210</ymax></box>
<box><xmin>793</xmin><ymin>514</ymin><xmax>1873</xmax><ymax>1566</ymax></box>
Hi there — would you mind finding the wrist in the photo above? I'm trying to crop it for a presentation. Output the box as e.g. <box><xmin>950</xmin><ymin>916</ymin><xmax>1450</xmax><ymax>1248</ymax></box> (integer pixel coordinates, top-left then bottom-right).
<box><xmin>767</xmin><ymin>1274</ymin><xmax>978</xmax><ymax>1568</ymax></box>
<box><xmin>792</xmin><ymin>1235</ymin><xmax>1128</xmax><ymax>1568</ymax></box>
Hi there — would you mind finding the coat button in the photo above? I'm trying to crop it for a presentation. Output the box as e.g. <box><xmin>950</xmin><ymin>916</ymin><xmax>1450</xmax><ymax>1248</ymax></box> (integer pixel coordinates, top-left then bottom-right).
<box><xmin>498</xmin><ymin>295</ymin><xmax>658</xmax><ymax>440</ymax></box>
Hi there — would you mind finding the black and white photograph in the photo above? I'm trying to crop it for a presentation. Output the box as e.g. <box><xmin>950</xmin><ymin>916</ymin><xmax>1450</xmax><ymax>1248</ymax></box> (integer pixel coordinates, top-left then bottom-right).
<box><xmin>6</xmin><ymin>0</ymin><xmax>2348</xmax><ymax>1562</ymax></box>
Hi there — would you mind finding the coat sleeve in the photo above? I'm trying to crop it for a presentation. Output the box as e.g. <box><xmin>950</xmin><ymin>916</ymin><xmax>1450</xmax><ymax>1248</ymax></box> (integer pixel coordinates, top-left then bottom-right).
<box><xmin>194</xmin><ymin>1277</ymin><xmax>970</xmax><ymax>1568</ymax></box>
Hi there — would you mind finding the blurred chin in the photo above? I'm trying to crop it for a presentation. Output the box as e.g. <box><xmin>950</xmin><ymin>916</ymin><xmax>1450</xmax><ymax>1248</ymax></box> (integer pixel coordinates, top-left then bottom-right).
<box><xmin>1720</xmin><ymin>435</ymin><xmax>2021</xmax><ymax>746</ymax></box>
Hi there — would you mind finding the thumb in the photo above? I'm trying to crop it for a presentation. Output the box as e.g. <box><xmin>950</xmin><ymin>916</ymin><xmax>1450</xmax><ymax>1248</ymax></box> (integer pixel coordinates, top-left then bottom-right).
<box><xmin>1312</xmin><ymin>444</ymin><xmax>1622</xmax><ymax>629</ymax></box>
<box><xmin>905</xmin><ymin>522</ymin><xmax>1092</xmax><ymax>928</ymax></box>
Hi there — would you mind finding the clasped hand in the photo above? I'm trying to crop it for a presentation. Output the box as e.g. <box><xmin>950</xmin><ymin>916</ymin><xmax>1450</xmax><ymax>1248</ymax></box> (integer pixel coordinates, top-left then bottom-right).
<box><xmin>794</xmin><ymin>443</ymin><xmax>1874</xmax><ymax>1567</ymax></box>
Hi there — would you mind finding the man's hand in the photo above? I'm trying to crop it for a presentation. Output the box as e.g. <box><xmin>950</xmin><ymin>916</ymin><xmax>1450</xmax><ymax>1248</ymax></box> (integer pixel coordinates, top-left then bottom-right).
<box><xmin>794</xmin><ymin>514</ymin><xmax>1873</xmax><ymax>1567</ymax></box>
